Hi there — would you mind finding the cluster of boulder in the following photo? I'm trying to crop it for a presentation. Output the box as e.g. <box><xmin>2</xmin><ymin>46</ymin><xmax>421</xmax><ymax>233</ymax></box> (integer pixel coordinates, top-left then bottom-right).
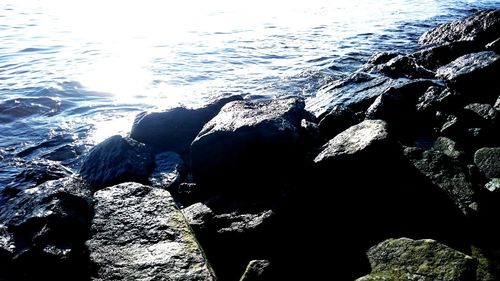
<box><xmin>1</xmin><ymin>9</ymin><xmax>500</xmax><ymax>281</ymax></box>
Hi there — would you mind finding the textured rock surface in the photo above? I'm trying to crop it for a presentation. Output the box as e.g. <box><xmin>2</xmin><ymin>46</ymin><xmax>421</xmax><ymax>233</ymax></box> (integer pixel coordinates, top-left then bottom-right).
<box><xmin>436</xmin><ymin>51</ymin><xmax>500</xmax><ymax>97</ymax></box>
<box><xmin>239</xmin><ymin>260</ymin><xmax>272</xmax><ymax>281</ymax></box>
<box><xmin>305</xmin><ymin>71</ymin><xmax>407</xmax><ymax>118</ymax></box>
<box><xmin>314</xmin><ymin>120</ymin><xmax>391</xmax><ymax>164</ymax></box>
<box><xmin>419</xmin><ymin>9</ymin><xmax>500</xmax><ymax>45</ymax></box>
<box><xmin>474</xmin><ymin>147</ymin><xmax>500</xmax><ymax>179</ymax></box>
<box><xmin>191</xmin><ymin>97</ymin><xmax>311</xmax><ymax>187</ymax></box>
<box><xmin>130</xmin><ymin>95</ymin><xmax>242</xmax><ymax>153</ymax></box>
<box><xmin>0</xmin><ymin>176</ymin><xmax>93</xmax><ymax>281</ymax></box>
<box><xmin>405</xmin><ymin>138</ymin><xmax>479</xmax><ymax>215</ymax></box>
<box><xmin>79</xmin><ymin>135</ymin><xmax>154</xmax><ymax>190</ymax></box>
<box><xmin>357</xmin><ymin>238</ymin><xmax>476</xmax><ymax>281</ymax></box>
<box><xmin>149</xmin><ymin>151</ymin><xmax>185</xmax><ymax>190</ymax></box>
<box><xmin>87</xmin><ymin>182</ymin><xmax>215</xmax><ymax>281</ymax></box>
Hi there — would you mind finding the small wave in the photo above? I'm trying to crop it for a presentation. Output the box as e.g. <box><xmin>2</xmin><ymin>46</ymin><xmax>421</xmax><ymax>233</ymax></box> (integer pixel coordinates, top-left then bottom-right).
<box><xmin>0</xmin><ymin>97</ymin><xmax>74</xmax><ymax>123</ymax></box>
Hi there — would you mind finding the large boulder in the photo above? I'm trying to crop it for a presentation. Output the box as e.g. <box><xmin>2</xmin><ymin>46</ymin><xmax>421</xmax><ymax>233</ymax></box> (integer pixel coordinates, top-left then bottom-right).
<box><xmin>305</xmin><ymin>71</ymin><xmax>408</xmax><ymax>118</ymax></box>
<box><xmin>191</xmin><ymin>97</ymin><xmax>311</xmax><ymax>188</ymax></box>
<box><xmin>436</xmin><ymin>51</ymin><xmax>500</xmax><ymax>99</ymax></box>
<box><xmin>79</xmin><ymin>135</ymin><xmax>154</xmax><ymax>190</ymax></box>
<box><xmin>357</xmin><ymin>238</ymin><xmax>476</xmax><ymax>281</ymax></box>
<box><xmin>239</xmin><ymin>260</ymin><xmax>273</xmax><ymax>281</ymax></box>
<box><xmin>317</xmin><ymin>105</ymin><xmax>359</xmax><ymax>141</ymax></box>
<box><xmin>87</xmin><ymin>182</ymin><xmax>215</xmax><ymax>281</ymax></box>
<box><xmin>130</xmin><ymin>95</ymin><xmax>243</xmax><ymax>154</ymax></box>
<box><xmin>365</xmin><ymin>80</ymin><xmax>436</xmax><ymax>135</ymax></box>
<box><xmin>405</xmin><ymin>137</ymin><xmax>480</xmax><ymax>215</ymax></box>
<box><xmin>0</xmin><ymin>176</ymin><xmax>93</xmax><ymax>281</ymax></box>
<box><xmin>474</xmin><ymin>147</ymin><xmax>500</xmax><ymax>179</ymax></box>
<box><xmin>419</xmin><ymin>9</ymin><xmax>500</xmax><ymax>46</ymax></box>
<box><xmin>412</xmin><ymin>41</ymin><xmax>482</xmax><ymax>70</ymax></box>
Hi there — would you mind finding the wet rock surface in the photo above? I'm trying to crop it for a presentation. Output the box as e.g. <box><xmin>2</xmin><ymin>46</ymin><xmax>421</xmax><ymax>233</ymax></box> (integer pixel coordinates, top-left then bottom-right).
<box><xmin>79</xmin><ymin>135</ymin><xmax>154</xmax><ymax>190</ymax></box>
<box><xmin>87</xmin><ymin>182</ymin><xmax>215</xmax><ymax>281</ymax></box>
<box><xmin>2</xmin><ymin>9</ymin><xmax>500</xmax><ymax>281</ymax></box>
<box><xmin>130</xmin><ymin>95</ymin><xmax>242</xmax><ymax>154</ymax></box>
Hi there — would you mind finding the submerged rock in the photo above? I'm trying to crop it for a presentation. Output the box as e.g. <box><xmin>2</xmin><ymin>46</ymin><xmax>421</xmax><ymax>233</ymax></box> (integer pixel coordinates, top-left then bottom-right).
<box><xmin>357</xmin><ymin>238</ymin><xmax>476</xmax><ymax>281</ymax></box>
<box><xmin>87</xmin><ymin>182</ymin><xmax>215</xmax><ymax>281</ymax></box>
<box><xmin>474</xmin><ymin>147</ymin><xmax>500</xmax><ymax>179</ymax></box>
<box><xmin>419</xmin><ymin>9</ymin><xmax>500</xmax><ymax>46</ymax></box>
<box><xmin>191</xmin><ymin>97</ymin><xmax>311</xmax><ymax>188</ymax></box>
<box><xmin>130</xmin><ymin>95</ymin><xmax>242</xmax><ymax>153</ymax></box>
<box><xmin>79</xmin><ymin>135</ymin><xmax>154</xmax><ymax>190</ymax></box>
<box><xmin>0</xmin><ymin>176</ymin><xmax>93</xmax><ymax>281</ymax></box>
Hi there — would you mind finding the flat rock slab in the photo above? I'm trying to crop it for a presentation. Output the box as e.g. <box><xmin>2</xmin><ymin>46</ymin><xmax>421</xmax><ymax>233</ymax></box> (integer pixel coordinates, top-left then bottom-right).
<box><xmin>87</xmin><ymin>183</ymin><xmax>215</xmax><ymax>281</ymax></box>
<box><xmin>357</xmin><ymin>238</ymin><xmax>476</xmax><ymax>281</ymax></box>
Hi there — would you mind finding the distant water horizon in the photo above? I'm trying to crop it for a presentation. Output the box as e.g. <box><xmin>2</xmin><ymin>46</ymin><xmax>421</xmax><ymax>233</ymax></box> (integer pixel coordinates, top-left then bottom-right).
<box><xmin>1</xmin><ymin>0</ymin><xmax>500</xmax><ymax>189</ymax></box>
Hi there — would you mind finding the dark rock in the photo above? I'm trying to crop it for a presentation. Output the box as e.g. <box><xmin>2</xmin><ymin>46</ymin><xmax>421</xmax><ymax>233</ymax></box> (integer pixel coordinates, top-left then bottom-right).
<box><xmin>176</xmin><ymin>182</ymin><xmax>205</xmax><ymax>207</ymax></box>
<box><xmin>191</xmin><ymin>97</ymin><xmax>311</xmax><ymax>188</ymax></box>
<box><xmin>485</xmin><ymin>178</ymin><xmax>500</xmax><ymax>192</ymax></box>
<box><xmin>87</xmin><ymin>182</ymin><xmax>216</xmax><ymax>281</ymax></box>
<box><xmin>79</xmin><ymin>135</ymin><xmax>154</xmax><ymax>190</ymax></box>
<box><xmin>149</xmin><ymin>151</ymin><xmax>185</xmax><ymax>190</ymax></box>
<box><xmin>412</xmin><ymin>41</ymin><xmax>482</xmax><ymax>70</ymax></box>
<box><xmin>2</xmin><ymin>158</ymin><xmax>73</xmax><ymax>197</ymax></box>
<box><xmin>379</xmin><ymin>55</ymin><xmax>436</xmax><ymax>79</ymax></box>
<box><xmin>365</xmin><ymin>80</ymin><xmax>436</xmax><ymax>129</ymax></box>
<box><xmin>495</xmin><ymin>96</ymin><xmax>500</xmax><ymax>111</ymax></box>
<box><xmin>182</xmin><ymin>202</ymin><xmax>214</xmax><ymax>233</ymax></box>
<box><xmin>299</xmin><ymin>119</ymin><xmax>321</xmax><ymax>147</ymax></box>
<box><xmin>405</xmin><ymin>137</ymin><xmax>480</xmax><ymax>215</ymax></box>
<box><xmin>130</xmin><ymin>95</ymin><xmax>243</xmax><ymax>153</ymax></box>
<box><xmin>419</xmin><ymin>9</ymin><xmax>500</xmax><ymax>46</ymax></box>
<box><xmin>436</xmin><ymin>51</ymin><xmax>500</xmax><ymax>99</ymax></box>
<box><xmin>0</xmin><ymin>176</ymin><xmax>93</xmax><ymax>281</ymax></box>
<box><xmin>213</xmin><ymin>209</ymin><xmax>274</xmax><ymax>235</ymax></box>
<box><xmin>317</xmin><ymin>105</ymin><xmax>359</xmax><ymax>141</ymax></box>
<box><xmin>416</xmin><ymin>86</ymin><xmax>461</xmax><ymax>114</ymax></box>
<box><xmin>305</xmin><ymin>71</ymin><xmax>407</xmax><ymax>118</ymax></box>
<box><xmin>486</xmin><ymin>37</ymin><xmax>500</xmax><ymax>52</ymax></box>
<box><xmin>239</xmin><ymin>260</ymin><xmax>272</xmax><ymax>281</ymax></box>
<box><xmin>357</xmin><ymin>238</ymin><xmax>476</xmax><ymax>281</ymax></box>
<box><xmin>365</xmin><ymin>51</ymin><xmax>400</xmax><ymax>65</ymax></box>
<box><xmin>464</xmin><ymin>103</ymin><xmax>498</xmax><ymax>124</ymax></box>
<box><xmin>474</xmin><ymin>147</ymin><xmax>500</xmax><ymax>179</ymax></box>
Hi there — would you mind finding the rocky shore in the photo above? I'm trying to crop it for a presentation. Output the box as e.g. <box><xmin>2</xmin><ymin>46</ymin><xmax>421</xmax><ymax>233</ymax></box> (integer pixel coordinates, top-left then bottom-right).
<box><xmin>1</xmin><ymin>9</ymin><xmax>500</xmax><ymax>281</ymax></box>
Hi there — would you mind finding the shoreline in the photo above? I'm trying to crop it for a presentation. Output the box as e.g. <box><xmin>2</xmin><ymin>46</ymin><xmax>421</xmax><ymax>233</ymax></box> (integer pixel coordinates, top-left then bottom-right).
<box><xmin>1</xmin><ymin>9</ymin><xmax>500</xmax><ymax>281</ymax></box>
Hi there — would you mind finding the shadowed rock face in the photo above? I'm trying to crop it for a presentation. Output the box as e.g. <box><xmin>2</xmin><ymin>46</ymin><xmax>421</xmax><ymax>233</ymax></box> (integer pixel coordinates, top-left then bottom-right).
<box><xmin>191</xmin><ymin>97</ymin><xmax>311</xmax><ymax>189</ymax></box>
<box><xmin>419</xmin><ymin>9</ymin><xmax>500</xmax><ymax>46</ymax></box>
<box><xmin>87</xmin><ymin>182</ymin><xmax>215</xmax><ymax>281</ymax></box>
<box><xmin>357</xmin><ymin>238</ymin><xmax>476</xmax><ymax>281</ymax></box>
<box><xmin>474</xmin><ymin>147</ymin><xmax>500</xmax><ymax>179</ymax></box>
<box><xmin>0</xmin><ymin>177</ymin><xmax>93</xmax><ymax>281</ymax></box>
<box><xmin>130</xmin><ymin>95</ymin><xmax>243</xmax><ymax>154</ymax></box>
<box><xmin>79</xmin><ymin>135</ymin><xmax>154</xmax><ymax>190</ymax></box>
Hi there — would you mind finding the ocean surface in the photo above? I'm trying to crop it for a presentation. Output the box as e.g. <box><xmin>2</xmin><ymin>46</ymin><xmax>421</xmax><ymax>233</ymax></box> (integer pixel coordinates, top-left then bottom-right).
<box><xmin>1</xmin><ymin>0</ymin><xmax>500</xmax><ymax>191</ymax></box>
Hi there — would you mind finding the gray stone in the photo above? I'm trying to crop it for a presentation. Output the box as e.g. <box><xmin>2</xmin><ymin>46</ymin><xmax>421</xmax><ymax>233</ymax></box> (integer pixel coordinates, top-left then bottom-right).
<box><xmin>495</xmin><ymin>96</ymin><xmax>500</xmax><ymax>111</ymax></box>
<box><xmin>412</xmin><ymin>41</ymin><xmax>481</xmax><ymax>70</ymax></box>
<box><xmin>464</xmin><ymin>103</ymin><xmax>498</xmax><ymax>123</ymax></box>
<box><xmin>79</xmin><ymin>135</ymin><xmax>154</xmax><ymax>190</ymax></box>
<box><xmin>239</xmin><ymin>260</ymin><xmax>272</xmax><ymax>281</ymax></box>
<box><xmin>419</xmin><ymin>9</ymin><xmax>500</xmax><ymax>46</ymax></box>
<box><xmin>474</xmin><ymin>147</ymin><xmax>500</xmax><ymax>178</ymax></box>
<box><xmin>317</xmin><ymin>105</ymin><xmax>359</xmax><ymax>141</ymax></box>
<box><xmin>0</xmin><ymin>176</ymin><xmax>93</xmax><ymax>281</ymax></box>
<box><xmin>357</xmin><ymin>238</ymin><xmax>476</xmax><ymax>281</ymax></box>
<box><xmin>87</xmin><ymin>182</ymin><xmax>215</xmax><ymax>281</ymax></box>
<box><xmin>486</xmin><ymin>37</ymin><xmax>500</xmax><ymax>52</ymax></box>
<box><xmin>379</xmin><ymin>55</ymin><xmax>436</xmax><ymax>79</ymax></box>
<box><xmin>305</xmin><ymin>71</ymin><xmax>407</xmax><ymax>118</ymax></box>
<box><xmin>182</xmin><ymin>202</ymin><xmax>214</xmax><ymax>233</ymax></box>
<box><xmin>191</xmin><ymin>97</ymin><xmax>311</xmax><ymax>187</ymax></box>
<box><xmin>406</xmin><ymin>138</ymin><xmax>478</xmax><ymax>215</ymax></box>
<box><xmin>314</xmin><ymin>120</ymin><xmax>391</xmax><ymax>164</ymax></box>
<box><xmin>485</xmin><ymin>178</ymin><xmax>500</xmax><ymax>192</ymax></box>
<box><xmin>436</xmin><ymin>51</ymin><xmax>500</xmax><ymax>97</ymax></box>
<box><xmin>130</xmin><ymin>95</ymin><xmax>242</xmax><ymax>153</ymax></box>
